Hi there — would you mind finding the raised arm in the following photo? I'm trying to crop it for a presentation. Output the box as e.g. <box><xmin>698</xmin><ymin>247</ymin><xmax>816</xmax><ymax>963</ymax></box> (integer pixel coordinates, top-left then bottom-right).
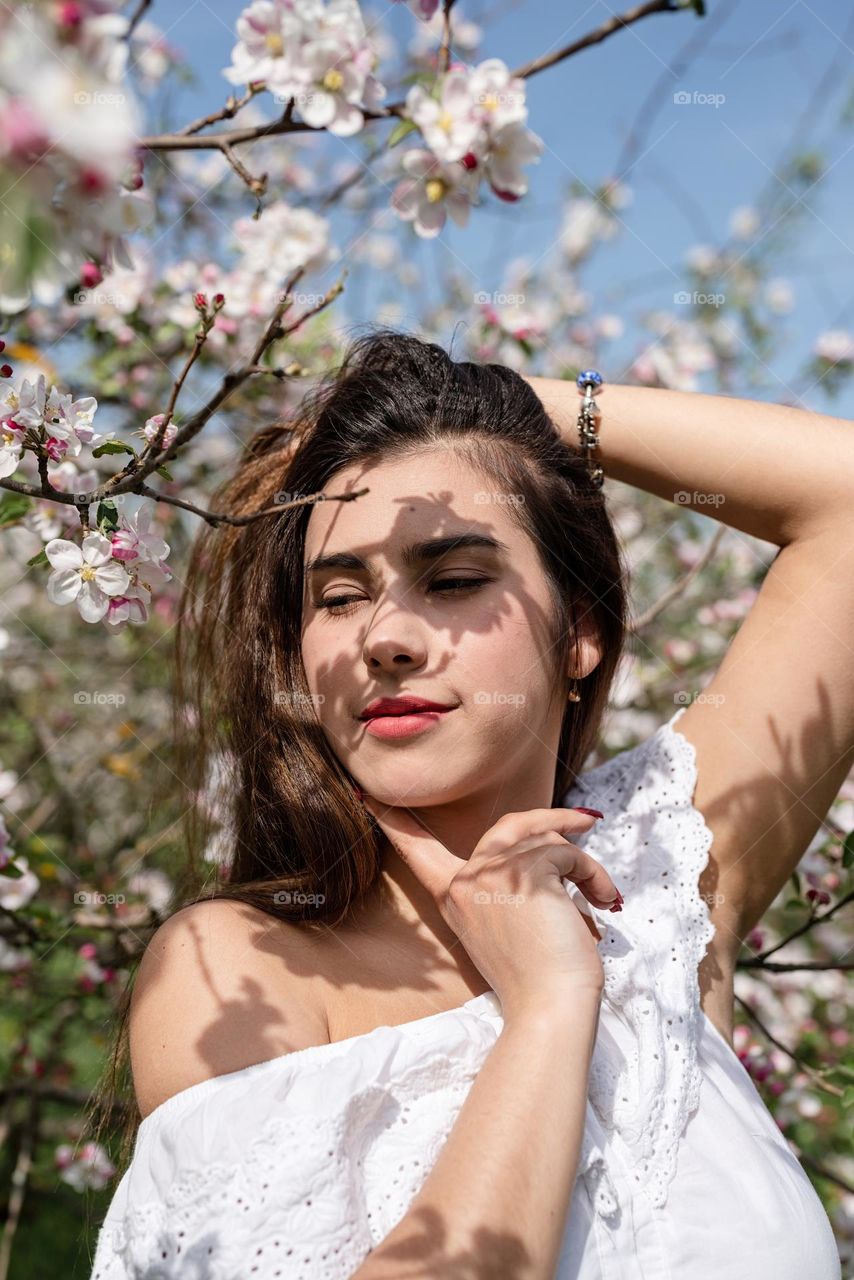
<box><xmin>527</xmin><ymin>375</ymin><xmax>854</xmax><ymax>965</ymax></box>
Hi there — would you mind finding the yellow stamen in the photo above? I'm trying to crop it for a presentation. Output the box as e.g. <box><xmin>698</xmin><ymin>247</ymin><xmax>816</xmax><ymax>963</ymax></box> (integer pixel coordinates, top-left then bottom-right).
<box><xmin>265</xmin><ymin>32</ymin><xmax>284</xmax><ymax>55</ymax></box>
<box><xmin>437</xmin><ymin>110</ymin><xmax>454</xmax><ymax>132</ymax></box>
<box><xmin>323</xmin><ymin>68</ymin><xmax>344</xmax><ymax>92</ymax></box>
<box><xmin>424</xmin><ymin>178</ymin><xmax>446</xmax><ymax>203</ymax></box>
<box><xmin>80</xmin><ymin>565</ymin><xmax>98</xmax><ymax>582</ymax></box>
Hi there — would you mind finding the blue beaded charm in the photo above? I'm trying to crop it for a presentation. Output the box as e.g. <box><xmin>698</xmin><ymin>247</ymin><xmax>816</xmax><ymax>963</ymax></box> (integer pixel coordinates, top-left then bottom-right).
<box><xmin>576</xmin><ymin>369</ymin><xmax>603</xmax><ymax>393</ymax></box>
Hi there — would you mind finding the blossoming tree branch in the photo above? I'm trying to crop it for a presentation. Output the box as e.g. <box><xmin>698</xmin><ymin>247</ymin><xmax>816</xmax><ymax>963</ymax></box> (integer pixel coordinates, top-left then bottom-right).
<box><xmin>0</xmin><ymin>0</ymin><xmax>701</xmax><ymax>631</ymax></box>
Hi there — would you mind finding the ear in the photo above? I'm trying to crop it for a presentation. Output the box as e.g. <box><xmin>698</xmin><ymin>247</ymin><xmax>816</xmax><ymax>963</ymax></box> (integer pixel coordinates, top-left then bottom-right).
<box><xmin>568</xmin><ymin>603</ymin><xmax>604</xmax><ymax>681</ymax></box>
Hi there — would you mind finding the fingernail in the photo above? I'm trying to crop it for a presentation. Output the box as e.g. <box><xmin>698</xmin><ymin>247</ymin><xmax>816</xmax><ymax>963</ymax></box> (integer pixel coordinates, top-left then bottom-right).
<box><xmin>572</xmin><ymin>807</ymin><xmax>604</xmax><ymax>819</ymax></box>
<box><xmin>608</xmin><ymin>902</ymin><xmax>623</xmax><ymax>912</ymax></box>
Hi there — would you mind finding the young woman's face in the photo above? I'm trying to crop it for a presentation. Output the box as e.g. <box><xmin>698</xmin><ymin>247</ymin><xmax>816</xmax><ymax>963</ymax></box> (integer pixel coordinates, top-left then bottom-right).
<box><xmin>300</xmin><ymin>447</ymin><xmax>599</xmax><ymax>815</ymax></box>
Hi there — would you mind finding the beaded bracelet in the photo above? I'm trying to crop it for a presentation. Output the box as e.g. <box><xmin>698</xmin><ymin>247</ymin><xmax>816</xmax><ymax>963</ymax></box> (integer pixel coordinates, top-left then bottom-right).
<box><xmin>576</xmin><ymin>369</ymin><xmax>605</xmax><ymax>488</ymax></box>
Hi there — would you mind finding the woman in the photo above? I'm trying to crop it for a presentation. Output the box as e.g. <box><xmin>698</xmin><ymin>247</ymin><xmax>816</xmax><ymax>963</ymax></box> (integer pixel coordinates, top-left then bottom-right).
<box><xmin>88</xmin><ymin>330</ymin><xmax>850</xmax><ymax>1278</ymax></box>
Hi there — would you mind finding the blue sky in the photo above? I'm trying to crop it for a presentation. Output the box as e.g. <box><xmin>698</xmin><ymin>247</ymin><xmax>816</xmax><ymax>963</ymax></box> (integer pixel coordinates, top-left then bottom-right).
<box><xmin>141</xmin><ymin>0</ymin><xmax>854</xmax><ymax>415</ymax></box>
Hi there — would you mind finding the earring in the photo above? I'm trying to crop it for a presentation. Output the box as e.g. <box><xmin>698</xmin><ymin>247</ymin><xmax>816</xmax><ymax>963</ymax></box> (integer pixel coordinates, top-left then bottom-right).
<box><xmin>567</xmin><ymin>677</ymin><xmax>581</xmax><ymax>702</ymax></box>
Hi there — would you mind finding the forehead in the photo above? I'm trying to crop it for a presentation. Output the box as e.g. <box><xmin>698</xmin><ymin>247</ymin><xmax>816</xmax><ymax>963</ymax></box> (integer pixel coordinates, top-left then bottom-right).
<box><xmin>303</xmin><ymin>448</ymin><xmax>528</xmax><ymax>564</ymax></box>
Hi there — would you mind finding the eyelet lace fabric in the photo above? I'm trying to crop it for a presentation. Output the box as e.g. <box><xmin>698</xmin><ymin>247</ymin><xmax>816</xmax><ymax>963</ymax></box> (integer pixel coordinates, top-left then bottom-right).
<box><xmin>563</xmin><ymin>706</ymin><xmax>717</xmax><ymax>1219</ymax></box>
<box><xmin>93</xmin><ymin>708</ymin><xmax>837</xmax><ymax>1279</ymax></box>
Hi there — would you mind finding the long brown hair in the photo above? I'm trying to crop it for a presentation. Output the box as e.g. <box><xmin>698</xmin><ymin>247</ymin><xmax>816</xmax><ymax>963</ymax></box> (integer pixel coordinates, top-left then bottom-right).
<box><xmin>83</xmin><ymin>326</ymin><xmax>630</xmax><ymax>1182</ymax></box>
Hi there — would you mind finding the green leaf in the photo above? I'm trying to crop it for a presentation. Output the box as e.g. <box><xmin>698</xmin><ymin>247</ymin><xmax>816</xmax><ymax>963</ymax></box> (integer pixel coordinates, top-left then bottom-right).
<box><xmin>842</xmin><ymin>830</ymin><xmax>854</xmax><ymax>869</ymax></box>
<box><xmin>387</xmin><ymin>118</ymin><xmax>418</xmax><ymax>149</ymax></box>
<box><xmin>789</xmin><ymin>870</ymin><xmax>801</xmax><ymax>896</ymax></box>
<box><xmin>92</xmin><ymin>439</ymin><xmax>137</xmax><ymax>458</ymax></box>
<box><xmin>26</xmin><ymin>546</ymin><xmax>49</xmax><ymax>569</ymax></box>
<box><xmin>783</xmin><ymin>897</ymin><xmax>804</xmax><ymax>911</ymax></box>
<box><xmin>96</xmin><ymin>499</ymin><xmax>120</xmax><ymax>533</ymax></box>
<box><xmin>0</xmin><ymin>491</ymin><xmax>33</xmax><ymax>529</ymax></box>
<box><xmin>156</xmin><ymin>464</ymin><xmax>174</xmax><ymax>481</ymax></box>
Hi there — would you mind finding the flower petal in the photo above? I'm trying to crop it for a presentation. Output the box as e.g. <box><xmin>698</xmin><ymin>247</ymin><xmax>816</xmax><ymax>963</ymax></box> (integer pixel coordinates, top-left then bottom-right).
<box><xmin>81</xmin><ymin>531</ymin><xmax>114</xmax><ymax>566</ymax></box>
<box><xmin>46</xmin><ymin>568</ymin><xmax>82</xmax><ymax>606</ymax></box>
<box><xmin>93</xmin><ymin>561</ymin><xmax>131</xmax><ymax>596</ymax></box>
<box><xmin>77</xmin><ymin>581</ymin><xmax>110</xmax><ymax>623</ymax></box>
<box><xmin>45</xmin><ymin>539</ymin><xmax>83</xmax><ymax>571</ymax></box>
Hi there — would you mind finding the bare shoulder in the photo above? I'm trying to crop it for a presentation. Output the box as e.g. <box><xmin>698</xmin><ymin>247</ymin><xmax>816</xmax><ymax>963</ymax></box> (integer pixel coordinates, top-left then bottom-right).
<box><xmin>129</xmin><ymin>898</ymin><xmax>330</xmax><ymax>1120</ymax></box>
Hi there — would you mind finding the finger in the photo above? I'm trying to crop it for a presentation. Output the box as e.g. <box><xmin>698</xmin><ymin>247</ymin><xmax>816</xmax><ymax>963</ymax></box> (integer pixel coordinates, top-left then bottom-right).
<box><xmin>517</xmin><ymin>836</ymin><xmax>620</xmax><ymax>907</ymax></box>
<box><xmin>478</xmin><ymin>807</ymin><xmax>604</xmax><ymax>857</ymax></box>
<box><xmin>361</xmin><ymin>795</ymin><xmax>468</xmax><ymax>903</ymax></box>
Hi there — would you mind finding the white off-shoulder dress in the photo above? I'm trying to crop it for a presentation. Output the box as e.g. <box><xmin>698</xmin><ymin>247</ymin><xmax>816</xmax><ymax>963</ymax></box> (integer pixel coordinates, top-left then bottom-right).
<box><xmin>90</xmin><ymin>707</ymin><xmax>842</xmax><ymax>1279</ymax></box>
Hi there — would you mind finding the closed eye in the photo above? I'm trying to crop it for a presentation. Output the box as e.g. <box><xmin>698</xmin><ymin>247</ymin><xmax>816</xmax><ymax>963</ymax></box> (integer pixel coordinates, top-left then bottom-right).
<box><xmin>314</xmin><ymin>577</ymin><xmax>492</xmax><ymax>615</ymax></box>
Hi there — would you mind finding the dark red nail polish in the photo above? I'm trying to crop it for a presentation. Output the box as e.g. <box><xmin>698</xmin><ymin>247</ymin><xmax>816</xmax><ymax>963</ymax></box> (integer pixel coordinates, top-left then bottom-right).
<box><xmin>572</xmin><ymin>807</ymin><xmax>604</xmax><ymax>819</ymax></box>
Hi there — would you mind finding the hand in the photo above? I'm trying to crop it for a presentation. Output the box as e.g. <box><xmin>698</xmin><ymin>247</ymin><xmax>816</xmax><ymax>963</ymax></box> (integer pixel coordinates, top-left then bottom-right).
<box><xmin>361</xmin><ymin>798</ymin><xmax>619</xmax><ymax>1014</ymax></box>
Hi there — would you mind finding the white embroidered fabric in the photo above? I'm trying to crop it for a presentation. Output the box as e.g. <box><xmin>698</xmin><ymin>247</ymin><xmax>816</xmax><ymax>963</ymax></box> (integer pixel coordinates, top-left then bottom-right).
<box><xmin>90</xmin><ymin>707</ymin><xmax>841</xmax><ymax>1279</ymax></box>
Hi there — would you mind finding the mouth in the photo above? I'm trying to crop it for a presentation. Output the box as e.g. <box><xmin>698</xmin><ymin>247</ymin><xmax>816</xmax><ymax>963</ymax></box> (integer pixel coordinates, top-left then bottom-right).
<box><xmin>359</xmin><ymin>706</ymin><xmax>457</xmax><ymax>739</ymax></box>
<box><xmin>358</xmin><ymin>697</ymin><xmax>458</xmax><ymax>721</ymax></box>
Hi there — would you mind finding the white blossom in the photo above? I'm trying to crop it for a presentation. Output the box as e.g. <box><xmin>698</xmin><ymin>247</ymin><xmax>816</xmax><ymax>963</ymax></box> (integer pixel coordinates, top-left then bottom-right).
<box><xmin>391</xmin><ymin>148</ymin><xmax>479</xmax><ymax>237</ymax></box>
<box><xmin>45</xmin><ymin>533</ymin><xmax>131</xmax><ymax>624</ymax></box>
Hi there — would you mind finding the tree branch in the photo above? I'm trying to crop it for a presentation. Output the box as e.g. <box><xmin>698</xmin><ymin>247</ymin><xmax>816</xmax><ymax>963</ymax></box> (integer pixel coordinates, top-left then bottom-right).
<box><xmin>138</xmin><ymin>0</ymin><xmax>688</xmax><ymax>157</ymax></box>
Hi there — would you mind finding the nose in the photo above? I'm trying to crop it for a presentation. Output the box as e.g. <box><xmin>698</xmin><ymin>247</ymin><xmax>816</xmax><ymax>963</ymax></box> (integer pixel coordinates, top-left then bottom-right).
<box><xmin>362</xmin><ymin>606</ymin><xmax>428</xmax><ymax>675</ymax></box>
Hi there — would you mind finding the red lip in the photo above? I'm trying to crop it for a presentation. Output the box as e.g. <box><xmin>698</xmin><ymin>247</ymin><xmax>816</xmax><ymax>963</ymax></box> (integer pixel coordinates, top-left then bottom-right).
<box><xmin>359</xmin><ymin>696</ymin><xmax>457</xmax><ymax>720</ymax></box>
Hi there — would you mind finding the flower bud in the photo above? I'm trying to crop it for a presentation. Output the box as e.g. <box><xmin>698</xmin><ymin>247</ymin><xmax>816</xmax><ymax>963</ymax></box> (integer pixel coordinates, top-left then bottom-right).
<box><xmin>193</xmin><ymin>292</ymin><xmax>208</xmax><ymax>311</ymax></box>
<box><xmin>80</xmin><ymin>262</ymin><xmax>103</xmax><ymax>288</ymax></box>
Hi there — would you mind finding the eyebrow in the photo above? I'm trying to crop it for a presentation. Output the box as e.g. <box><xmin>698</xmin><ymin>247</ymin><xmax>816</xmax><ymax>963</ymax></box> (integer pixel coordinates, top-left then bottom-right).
<box><xmin>305</xmin><ymin>533</ymin><xmax>509</xmax><ymax>575</ymax></box>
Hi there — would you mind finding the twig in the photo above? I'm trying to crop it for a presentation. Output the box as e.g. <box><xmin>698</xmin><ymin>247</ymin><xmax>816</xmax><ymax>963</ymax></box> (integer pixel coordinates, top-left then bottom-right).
<box><xmin>630</xmin><ymin>524</ymin><xmax>727</xmax><ymax>631</ymax></box>
<box><xmin>179</xmin><ymin>84</ymin><xmax>266</xmax><ymax>137</ymax></box>
<box><xmin>135</xmin><ymin>318</ymin><xmax>216</xmax><ymax>465</ymax></box>
<box><xmin>0</xmin><ymin>271</ymin><xmax>347</xmax><ymax>507</ymax></box>
<box><xmin>123</xmin><ymin>0</ymin><xmax>151</xmax><ymax>41</ymax></box>
<box><xmin>440</xmin><ymin>0</ymin><xmax>456</xmax><ymax>74</ymax></box>
<box><xmin>135</xmin><ymin>483</ymin><xmax>370</xmax><ymax>528</ymax></box>
<box><xmin>512</xmin><ymin>0</ymin><xmax>681</xmax><ymax>80</ymax></box>
<box><xmin>749</xmin><ymin>890</ymin><xmax>854</xmax><ymax>962</ymax></box>
<box><xmin>799</xmin><ymin>1153</ymin><xmax>854</xmax><ymax>1195</ymax></box>
<box><xmin>0</xmin><ymin>1101</ymin><xmax>36</xmax><ymax>1280</ymax></box>
<box><xmin>734</xmin><ymin>993</ymin><xmax>843</xmax><ymax>1098</ymax></box>
<box><xmin>138</xmin><ymin>0</ymin><xmax>689</xmax><ymax>156</ymax></box>
<box><xmin>220</xmin><ymin>141</ymin><xmax>267</xmax><ymax>199</ymax></box>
